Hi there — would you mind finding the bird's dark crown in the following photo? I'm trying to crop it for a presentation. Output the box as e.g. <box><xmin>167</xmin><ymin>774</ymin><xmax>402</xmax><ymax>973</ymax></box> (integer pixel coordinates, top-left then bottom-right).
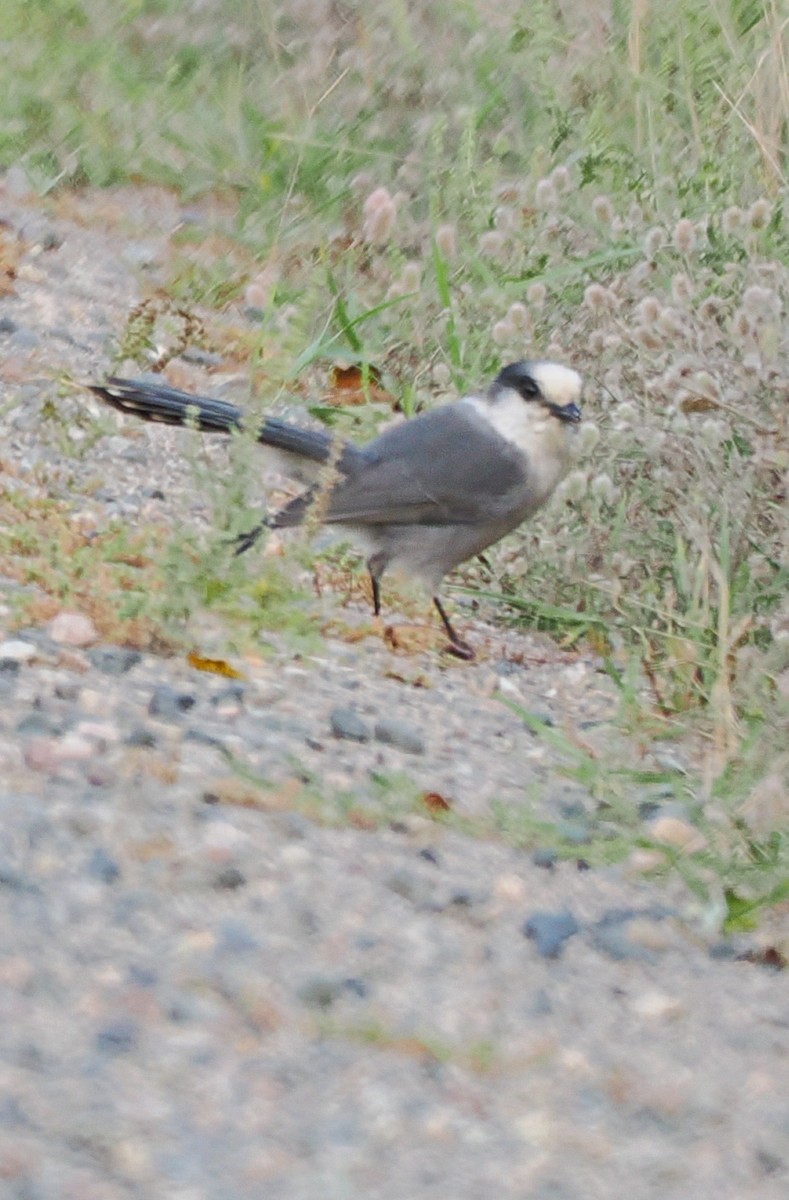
<box><xmin>492</xmin><ymin>361</ymin><xmax>541</xmax><ymax>400</ymax></box>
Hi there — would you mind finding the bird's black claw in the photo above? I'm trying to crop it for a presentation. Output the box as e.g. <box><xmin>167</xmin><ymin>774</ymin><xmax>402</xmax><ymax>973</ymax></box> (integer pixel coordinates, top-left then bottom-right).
<box><xmin>234</xmin><ymin>525</ymin><xmax>265</xmax><ymax>556</ymax></box>
<box><xmin>445</xmin><ymin>638</ymin><xmax>475</xmax><ymax>661</ymax></box>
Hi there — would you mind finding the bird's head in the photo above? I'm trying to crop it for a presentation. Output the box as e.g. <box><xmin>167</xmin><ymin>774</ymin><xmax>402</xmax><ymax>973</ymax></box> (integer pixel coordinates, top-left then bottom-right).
<box><xmin>491</xmin><ymin>360</ymin><xmax>583</xmax><ymax>424</ymax></box>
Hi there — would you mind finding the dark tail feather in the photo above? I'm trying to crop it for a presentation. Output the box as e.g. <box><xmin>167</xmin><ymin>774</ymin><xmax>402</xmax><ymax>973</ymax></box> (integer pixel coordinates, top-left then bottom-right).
<box><xmin>88</xmin><ymin>377</ymin><xmax>349</xmax><ymax>466</ymax></box>
<box><xmin>88</xmin><ymin>377</ymin><xmax>244</xmax><ymax>435</ymax></box>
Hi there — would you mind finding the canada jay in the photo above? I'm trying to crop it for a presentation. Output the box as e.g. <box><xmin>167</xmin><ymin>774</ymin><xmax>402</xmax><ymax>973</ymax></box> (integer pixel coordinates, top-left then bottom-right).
<box><xmin>88</xmin><ymin>360</ymin><xmax>582</xmax><ymax>657</ymax></box>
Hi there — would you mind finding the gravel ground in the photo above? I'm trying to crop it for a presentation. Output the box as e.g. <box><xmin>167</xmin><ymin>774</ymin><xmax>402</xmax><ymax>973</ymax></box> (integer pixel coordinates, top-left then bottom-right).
<box><xmin>1</xmin><ymin>179</ymin><xmax>787</xmax><ymax>1200</ymax></box>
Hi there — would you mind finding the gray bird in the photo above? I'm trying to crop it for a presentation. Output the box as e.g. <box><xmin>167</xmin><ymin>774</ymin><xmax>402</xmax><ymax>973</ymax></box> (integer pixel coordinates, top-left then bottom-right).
<box><xmin>88</xmin><ymin>360</ymin><xmax>582</xmax><ymax>658</ymax></box>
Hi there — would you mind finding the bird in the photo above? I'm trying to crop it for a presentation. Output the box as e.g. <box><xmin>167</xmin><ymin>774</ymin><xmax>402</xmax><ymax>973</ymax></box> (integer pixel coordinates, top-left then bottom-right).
<box><xmin>87</xmin><ymin>360</ymin><xmax>583</xmax><ymax>659</ymax></box>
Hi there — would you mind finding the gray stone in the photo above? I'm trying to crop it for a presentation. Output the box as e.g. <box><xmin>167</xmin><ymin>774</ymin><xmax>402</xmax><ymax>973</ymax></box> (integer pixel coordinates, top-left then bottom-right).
<box><xmin>374</xmin><ymin>718</ymin><xmax>425</xmax><ymax>755</ymax></box>
<box><xmin>523</xmin><ymin>909</ymin><xmax>580</xmax><ymax>958</ymax></box>
<box><xmin>95</xmin><ymin>1019</ymin><xmax>139</xmax><ymax>1055</ymax></box>
<box><xmin>213</xmin><ymin>866</ymin><xmax>246</xmax><ymax>891</ymax></box>
<box><xmin>148</xmin><ymin>685</ymin><xmax>196</xmax><ymax>718</ymax></box>
<box><xmin>298</xmin><ymin>976</ymin><xmax>345</xmax><ymax>1010</ymax></box>
<box><xmin>8</xmin><ymin>328</ymin><xmax>40</xmax><ymax>350</ymax></box>
<box><xmin>88</xmin><ymin>646</ymin><xmax>142</xmax><ymax>675</ymax></box>
<box><xmin>87</xmin><ymin>848</ymin><xmax>121</xmax><ymax>884</ymax></box>
<box><xmin>329</xmin><ymin>706</ymin><xmax>371</xmax><ymax>743</ymax></box>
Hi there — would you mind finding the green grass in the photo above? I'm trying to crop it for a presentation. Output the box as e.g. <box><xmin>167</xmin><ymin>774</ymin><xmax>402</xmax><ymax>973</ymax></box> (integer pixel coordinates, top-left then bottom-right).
<box><xmin>1</xmin><ymin>0</ymin><xmax>787</xmax><ymax>934</ymax></box>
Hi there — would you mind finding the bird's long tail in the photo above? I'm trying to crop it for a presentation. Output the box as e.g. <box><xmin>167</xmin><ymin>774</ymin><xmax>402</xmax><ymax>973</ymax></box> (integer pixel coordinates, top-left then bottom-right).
<box><xmin>88</xmin><ymin>377</ymin><xmax>339</xmax><ymax>465</ymax></box>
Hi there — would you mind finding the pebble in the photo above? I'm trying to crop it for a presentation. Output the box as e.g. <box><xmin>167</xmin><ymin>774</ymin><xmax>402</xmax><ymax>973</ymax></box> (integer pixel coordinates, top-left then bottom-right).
<box><xmin>556</xmin><ymin>820</ymin><xmax>592</xmax><ymax>845</ymax></box>
<box><xmin>591</xmin><ymin>907</ymin><xmax>674</xmax><ymax>962</ymax></box>
<box><xmin>298</xmin><ymin>976</ymin><xmax>345</xmax><ymax>1010</ymax></box>
<box><xmin>23</xmin><ymin>737</ymin><xmax>58</xmax><ymax>773</ymax></box>
<box><xmin>87</xmin><ymin>848</ymin><xmax>121</xmax><ymax>883</ymax></box>
<box><xmin>18</xmin><ymin>713</ymin><xmax>58</xmax><ymax>736</ymax></box>
<box><xmin>8</xmin><ymin>328</ymin><xmax>40</xmax><ymax>350</ymax></box>
<box><xmin>88</xmin><ymin>646</ymin><xmax>142</xmax><ymax>675</ymax></box>
<box><xmin>646</xmin><ymin>815</ymin><xmax>707</xmax><ymax>852</ymax></box>
<box><xmin>48</xmin><ymin>611</ymin><xmax>98</xmax><ymax>647</ymax></box>
<box><xmin>54</xmin><ymin>680</ymin><xmax>81</xmax><ymax>701</ymax></box>
<box><xmin>148</xmin><ymin>685</ymin><xmax>197</xmax><ymax>718</ymax></box>
<box><xmin>630</xmin><ymin>989</ymin><xmax>684</xmax><ymax>1021</ymax></box>
<box><xmin>95</xmin><ymin>1018</ymin><xmax>139</xmax><ymax>1055</ymax></box>
<box><xmin>522</xmin><ymin>909</ymin><xmax>580</xmax><ymax>958</ymax></box>
<box><xmin>54</xmin><ymin>733</ymin><xmax>95</xmax><ymax>762</ymax></box>
<box><xmin>0</xmin><ymin>639</ymin><xmax>37</xmax><ymax>664</ymax></box>
<box><xmin>532</xmin><ymin>847</ymin><xmax>558</xmax><ymax>870</ymax></box>
<box><xmin>374</xmin><ymin>718</ymin><xmax>425</xmax><ymax>754</ymax></box>
<box><xmin>386</xmin><ymin>868</ymin><xmax>436</xmax><ymax>907</ymax></box>
<box><xmin>125</xmin><ymin>726</ymin><xmax>158</xmax><ymax>747</ymax></box>
<box><xmin>329</xmin><ymin>706</ymin><xmax>371</xmax><ymax>743</ymax></box>
<box><xmin>213</xmin><ymin>866</ymin><xmax>246</xmax><ymax>890</ymax></box>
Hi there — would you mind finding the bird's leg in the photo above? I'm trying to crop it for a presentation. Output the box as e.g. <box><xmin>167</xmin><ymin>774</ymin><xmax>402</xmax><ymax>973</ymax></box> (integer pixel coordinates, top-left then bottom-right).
<box><xmin>433</xmin><ymin>596</ymin><xmax>475</xmax><ymax>660</ymax></box>
<box><xmin>233</xmin><ymin>523</ymin><xmax>266</xmax><ymax>556</ymax></box>
<box><xmin>370</xmin><ymin>571</ymin><xmax>382</xmax><ymax>616</ymax></box>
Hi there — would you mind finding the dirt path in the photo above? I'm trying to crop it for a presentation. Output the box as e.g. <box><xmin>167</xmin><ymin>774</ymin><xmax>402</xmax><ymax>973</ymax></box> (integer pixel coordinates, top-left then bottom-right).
<box><xmin>1</xmin><ymin>180</ymin><xmax>787</xmax><ymax>1200</ymax></box>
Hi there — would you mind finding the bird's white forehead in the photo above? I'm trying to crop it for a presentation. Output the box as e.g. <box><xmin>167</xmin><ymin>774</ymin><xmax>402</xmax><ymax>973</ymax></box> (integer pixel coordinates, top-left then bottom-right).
<box><xmin>530</xmin><ymin>361</ymin><xmax>582</xmax><ymax>406</ymax></box>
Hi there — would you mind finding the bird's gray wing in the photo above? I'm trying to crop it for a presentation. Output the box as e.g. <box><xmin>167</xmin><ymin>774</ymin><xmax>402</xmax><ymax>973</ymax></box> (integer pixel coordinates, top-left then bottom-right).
<box><xmin>273</xmin><ymin>404</ymin><xmax>528</xmax><ymax>528</ymax></box>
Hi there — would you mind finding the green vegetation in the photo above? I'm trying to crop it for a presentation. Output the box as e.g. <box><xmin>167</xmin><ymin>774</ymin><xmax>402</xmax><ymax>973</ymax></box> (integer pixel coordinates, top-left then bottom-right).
<box><xmin>1</xmin><ymin>0</ymin><xmax>787</xmax><ymax>932</ymax></box>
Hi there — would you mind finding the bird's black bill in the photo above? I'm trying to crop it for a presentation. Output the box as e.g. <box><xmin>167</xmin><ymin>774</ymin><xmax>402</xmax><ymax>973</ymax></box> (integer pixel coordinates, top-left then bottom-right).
<box><xmin>550</xmin><ymin>401</ymin><xmax>582</xmax><ymax>423</ymax></box>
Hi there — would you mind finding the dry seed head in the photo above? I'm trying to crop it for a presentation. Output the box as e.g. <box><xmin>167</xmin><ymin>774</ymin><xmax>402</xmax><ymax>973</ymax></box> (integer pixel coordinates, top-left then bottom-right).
<box><xmin>350</xmin><ymin>171</ymin><xmax>374</xmax><ymax>197</ymax></box>
<box><xmin>643</xmin><ymin>227</ymin><xmax>664</xmax><ymax>258</ymax></box>
<box><xmin>432</xmin><ymin>361</ymin><xmax>452</xmax><ymax>388</ymax></box>
<box><xmin>615</xmin><ymin>401</ymin><xmax>638</xmax><ymax>425</ymax></box>
<box><xmin>742</xmin><ymin>285</ymin><xmax>779</xmax><ymax>317</ymax></box>
<box><xmin>494</xmin><ymin>182</ymin><xmax>519</xmax><ymax>203</ymax></box>
<box><xmin>657</xmin><ymin>307</ymin><xmax>685</xmax><ymax>339</ymax></box>
<box><xmin>632</xmin><ymin>325</ymin><xmax>662</xmax><ymax>351</ymax></box>
<box><xmin>551</xmin><ymin>165</ymin><xmax>571</xmax><ymax>193</ymax></box>
<box><xmin>670</xmin><ymin>411</ymin><xmax>691</xmax><ymax>433</ymax></box>
<box><xmin>721</xmin><ymin>206</ymin><xmax>742</xmax><ymax>235</ymax></box>
<box><xmin>401</xmin><ymin>261</ymin><xmax>421</xmax><ymax>291</ymax></box>
<box><xmin>699</xmin><ymin>295</ymin><xmax>723</xmax><ymax>323</ymax></box>
<box><xmin>584</xmin><ymin>283</ymin><xmax>610</xmax><ymax>313</ymax></box>
<box><xmin>592</xmin><ymin>195</ymin><xmax>614</xmax><ymax>223</ymax></box>
<box><xmin>526</xmin><ymin>281</ymin><xmax>547</xmax><ymax>307</ymax></box>
<box><xmin>534</xmin><ymin>177</ymin><xmax>558</xmax><ymax>209</ymax></box>
<box><xmin>636</xmin><ymin>295</ymin><xmax>662</xmax><ymax>326</ymax></box>
<box><xmin>362</xmin><ymin>186</ymin><xmax>397</xmax><ymax>244</ymax></box>
<box><xmin>494</xmin><ymin>205</ymin><xmax>518</xmax><ymax>231</ymax></box>
<box><xmin>591</xmin><ymin>473</ymin><xmax>617</xmax><ymax>505</ymax></box>
<box><xmin>672</xmin><ymin>273</ymin><xmax>694</xmax><ymax>305</ymax></box>
<box><xmin>561</xmin><ymin>470</ymin><xmax>588</xmax><ymax>502</ymax></box>
<box><xmin>748</xmin><ymin>198</ymin><xmax>771</xmax><ymax>229</ymax></box>
<box><xmin>733</xmin><ymin>309</ymin><xmax>752</xmax><ymax>339</ymax></box>
<box><xmin>611</xmin><ymin>551</ymin><xmax>636</xmax><ymax>577</ymax></box>
<box><xmin>627</xmin><ymin>202</ymin><xmax>643</xmax><ymax>227</ymax></box>
<box><xmin>588</xmin><ymin>330</ymin><xmax>606</xmax><ymax>355</ymax></box>
<box><xmin>507</xmin><ymin>302</ymin><xmax>529</xmax><ymax>331</ymax></box>
<box><xmin>579</xmin><ymin>422</ymin><xmax>600</xmax><ymax>453</ymax></box>
<box><xmin>479</xmin><ymin>230</ymin><xmax>505</xmax><ymax>259</ymax></box>
<box><xmin>700</xmin><ymin>418</ymin><xmax>728</xmax><ymax>447</ymax></box>
<box><xmin>435</xmin><ymin>223</ymin><xmax>457</xmax><ymax>259</ymax></box>
<box><xmin>492</xmin><ymin>319</ymin><xmax>514</xmax><ymax>345</ymax></box>
<box><xmin>604</xmin><ymin>333</ymin><xmax>622</xmax><ymax>351</ymax></box>
<box><xmin>672</xmin><ymin>219</ymin><xmax>696</xmax><ymax>255</ymax></box>
<box><xmin>692</xmin><ymin>370</ymin><xmax>720</xmax><ymax>400</ymax></box>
